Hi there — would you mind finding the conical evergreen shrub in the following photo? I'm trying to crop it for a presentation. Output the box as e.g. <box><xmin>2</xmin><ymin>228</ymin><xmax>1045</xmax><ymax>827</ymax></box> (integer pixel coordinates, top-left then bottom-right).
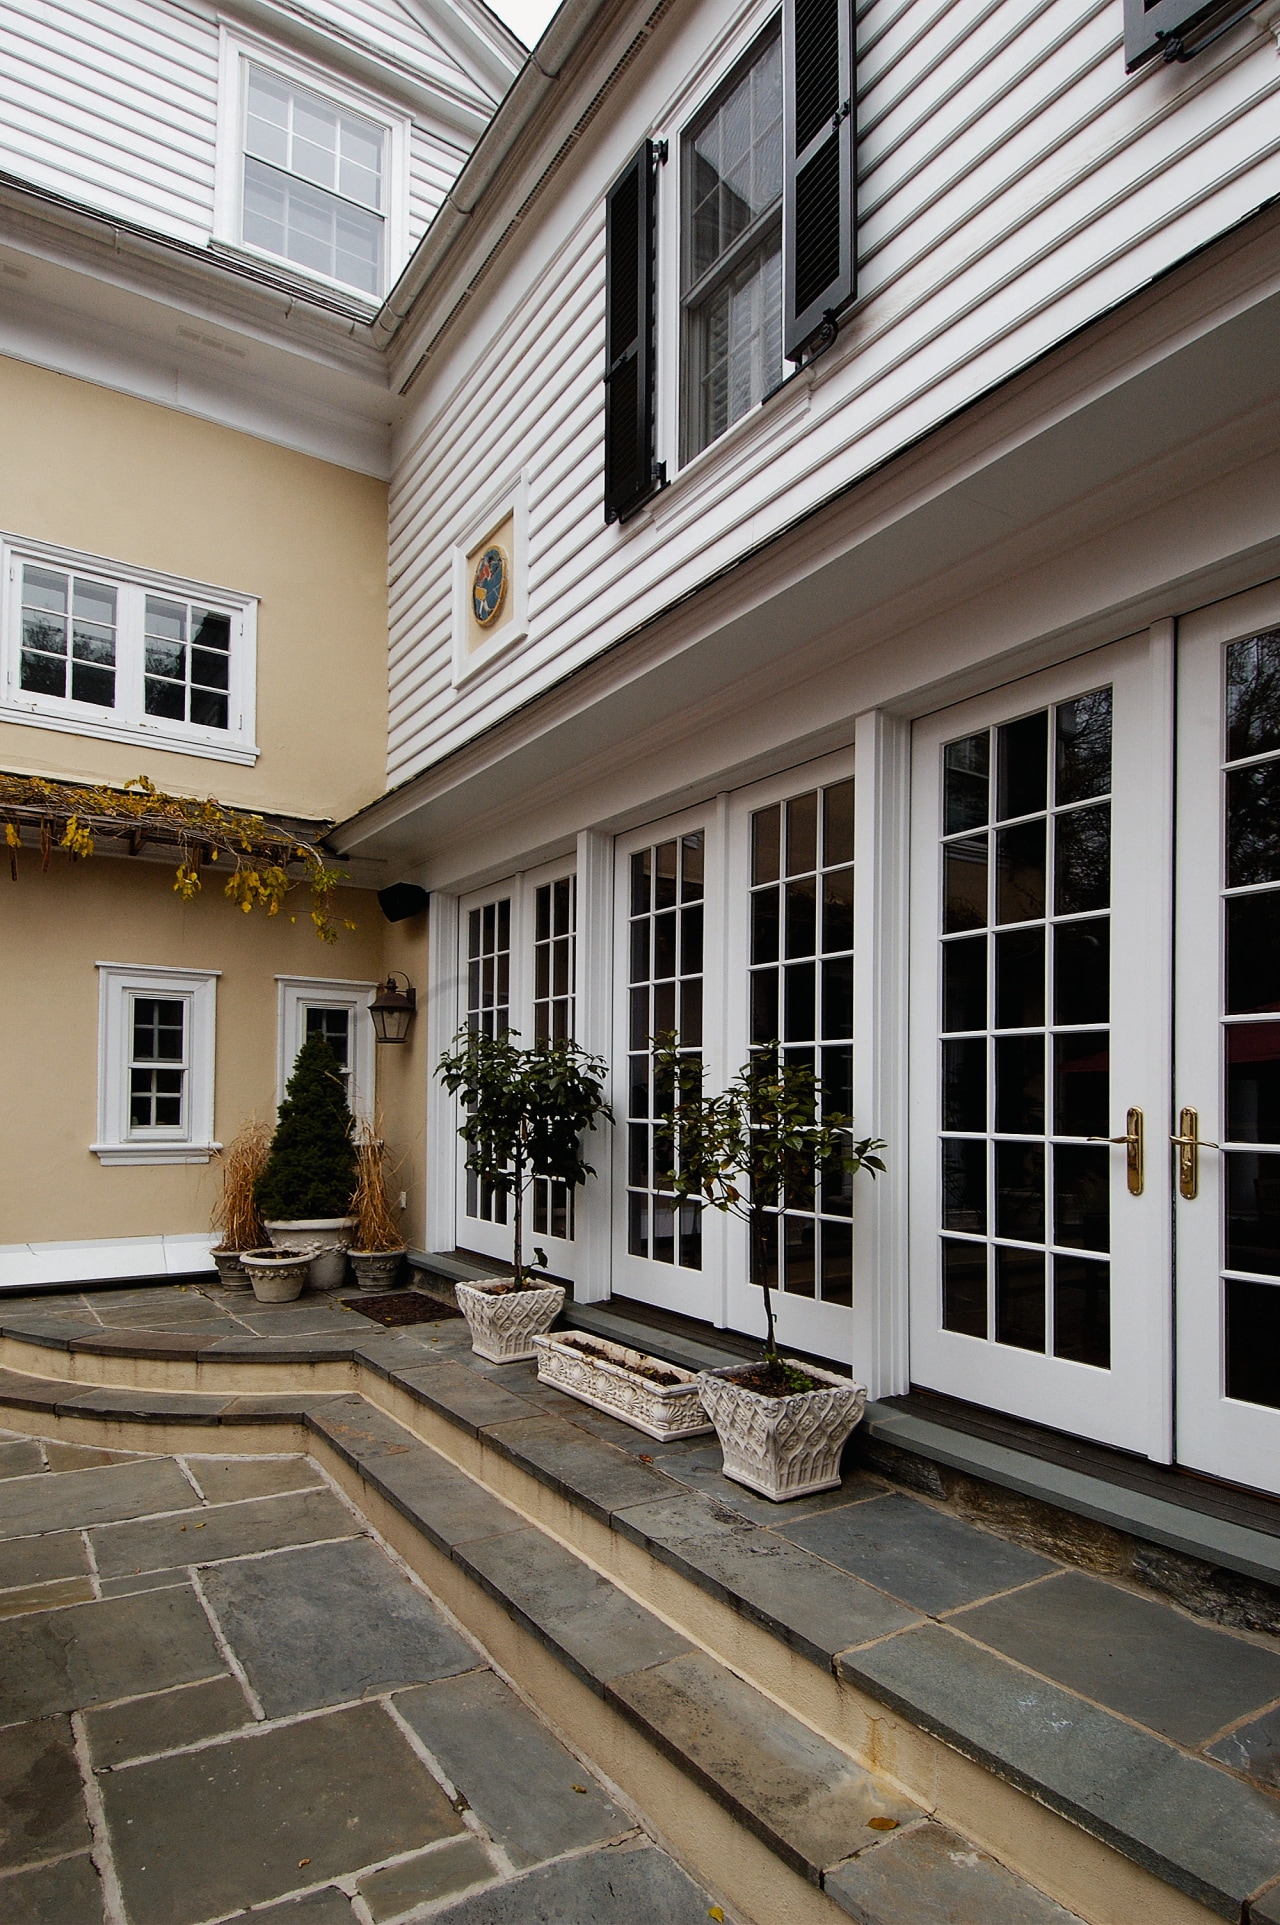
<box><xmin>254</xmin><ymin>1034</ymin><xmax>357</xmax><ymax>1221</ymax></box>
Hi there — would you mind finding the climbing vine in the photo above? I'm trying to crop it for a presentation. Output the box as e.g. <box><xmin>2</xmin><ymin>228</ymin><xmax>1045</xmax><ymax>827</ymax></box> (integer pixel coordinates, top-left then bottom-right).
<box><xmin>0</xmin><ymin>772</ymin><xmax>352</xmax><ymax>941</ymax></box>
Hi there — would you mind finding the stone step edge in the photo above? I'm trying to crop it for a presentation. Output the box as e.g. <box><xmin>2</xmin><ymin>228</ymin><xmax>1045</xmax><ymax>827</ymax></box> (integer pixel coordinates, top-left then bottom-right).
<box><xmin>0</xmin><ymin>1360</ymin><xmax>1257</xmax><ymax>1925</ymax></box>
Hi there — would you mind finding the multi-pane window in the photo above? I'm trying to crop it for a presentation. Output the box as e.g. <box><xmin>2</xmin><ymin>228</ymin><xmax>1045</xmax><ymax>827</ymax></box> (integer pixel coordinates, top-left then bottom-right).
<box><xmin>145</xmin><ymin>599</ymin><xmax>231</xmax><ymax>730</ymax></box>
<box><xmin>20</xmin><ymin>566</ymin><xmax>116</xmax><ymax>708</ymax></box>
<box><xmin>129</xmin><ymin>997</ymin><xmax>187</xmax><ymax>1132</ymax></box>
<box><xmin>305</xmin><ymin>1004</ymin><xmax>351</xmax><ymax>1093</ymax></box>
<box><xmin>937</xmin><ymin>694</ymin><xmax>1113</xmax><ymax>1367</ymax></box>
<box><xmin>683</xmin><ymin>28</ymin><xmax>783</xmax><ymax>459</ymax></box>
<box><xmin>1221</xmin><ymin>633</ymin><xmax>1280</xmax><ymax>1410</ymax></box>
<box><xmin>5</xmin><ymin>544</ymin><xmax>251</xmax><ymax>757</ymax></box>
<box><xmin>748</xmin><ymin>781</ymin><xmax>855</xmax><ymax>1304</ymax></box>
<box><xmin>533</xmin><ymin>876</ymin><xmax>577</xmax><ymax>1242</ymax></box>
<box><xmin>465</xmin><ymin>896</ymin><xmax>512</xmax><ymax>1225</ymax></box>
<box><xmin>628</xmin><ymin>834</ymin><xmax>705</xmax><ymax>1268</ymax></box>
<box><xmin>243</xmin><ymin>66</ymin><xmax>385</xmax><ymax>296</ymax></box>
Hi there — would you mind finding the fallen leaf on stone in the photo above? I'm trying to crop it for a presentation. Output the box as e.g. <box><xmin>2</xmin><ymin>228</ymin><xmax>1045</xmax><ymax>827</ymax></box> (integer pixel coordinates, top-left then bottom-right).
<box><xmin>298</xmin><ymin>1858</ymin><xmax>311</xmax><ymax>1867</ymax></box>
<box><xmin>867</xmin><ymin>1816</ymin><xmax>898</xmax><ymax>1831</ymax></box>
<box><xmin>571</xmin><ymin>1784</ymin><xmax>588</xmax><ymax>1794</ymax></box>
<box><xmin>708</xmin><ymin>1909</ymin><xmax>724</xmax><ymax>1921</ymax></box>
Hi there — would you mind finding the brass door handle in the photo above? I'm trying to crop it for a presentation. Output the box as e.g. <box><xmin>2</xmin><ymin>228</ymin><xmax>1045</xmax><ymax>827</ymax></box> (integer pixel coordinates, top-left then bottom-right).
<box><xmin>1087</xmin><ymin>1106</ymin><xmax>1144</xmax><ymax>1195</ymax></box>
<box><xmin>1170</xmin><ymin>1107</ymin><xmax>1219</xmax><ymax>1201</ymax></box>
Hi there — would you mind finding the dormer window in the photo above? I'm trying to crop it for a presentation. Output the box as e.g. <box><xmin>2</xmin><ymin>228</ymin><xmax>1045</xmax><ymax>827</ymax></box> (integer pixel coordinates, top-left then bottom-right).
<box><xmin>242</xmin><ymin>66</ymin><xmax>385</xmax><ymax>297</ymax></box>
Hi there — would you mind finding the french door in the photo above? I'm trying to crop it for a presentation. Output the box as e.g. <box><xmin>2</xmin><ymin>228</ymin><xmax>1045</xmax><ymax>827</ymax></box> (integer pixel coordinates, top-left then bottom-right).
<box><xmin>1175</xmin><ymin>589</ymin><xmax>1280</xmax><ymax>1494</ymax></box>
<box><xmin>909</xmin><ymin>636</ymin><xmax>1173</xmax><ymax>1458</ymax></box>
<box><xmin>455</xmin><ymin>862</ymin><xmax>581</xmax><ymax>1286</ymax></box>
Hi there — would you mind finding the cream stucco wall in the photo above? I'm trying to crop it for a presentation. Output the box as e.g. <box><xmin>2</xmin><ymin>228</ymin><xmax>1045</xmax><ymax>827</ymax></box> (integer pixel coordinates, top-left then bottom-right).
<box><xmin>0</xmin><ymin>353</ymin><xmax>389</xmax><ymax>821</ymax></box>
<box><xmin>0</xmin><ymin>854</ymin><xmax>397</xmax><ymax>1246</ymax></box>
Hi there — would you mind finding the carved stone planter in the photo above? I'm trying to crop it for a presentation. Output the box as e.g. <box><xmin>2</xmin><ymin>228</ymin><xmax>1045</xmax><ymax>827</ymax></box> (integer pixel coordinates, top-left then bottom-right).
<box><xmin>349</xmin><ymin>1249</ymin><xmax>406</xmax><ymax>1292</ymax></box>
<box><xmin>210</xmin><ymin>1249</ymin><xmax>251</xmax><ymax>1290</ymax></box>
<box><xmin>455</xmin><ymin>1279</ymin><xmax>565</xmax><ymax>1364</ymax></box>
<box><xmin>698</xmin><ymin>1361</ymin><xmax>867</xmax><ymax>1502</ymax></box>
<box><xmin>240</xmin><ymin>1247</ymin><xmax>314</xmax><ymax>1304</ymax></box>
<box><xmin>533</xmin><ymin>1331</ymin><xmax>713</xmax><ymax>1441</ymax></box>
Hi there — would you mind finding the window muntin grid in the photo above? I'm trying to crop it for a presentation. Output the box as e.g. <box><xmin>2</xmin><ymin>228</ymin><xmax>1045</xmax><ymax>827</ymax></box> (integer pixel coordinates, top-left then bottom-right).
<box><xmin>20</xmin><ymin>565</ymin><xmax>117</xmax><ymax>709</ymax></box>
<box><xmin>937</xmin><ymin>692</ymin><xmax>1113</xmax><ymax>1366</ymax></box>
<box><xmin>144</xmin><ymin>598</ymin><xmax>231</xmax><ymax>730</ymax></box>
<box><xmin>533</xmin><ymin>874</ymin><xmax>577</xmax><ymax>1242</ymax></box>
<box><xmin>129</xmin><ymin>996</ymin><xmax>187</xmax><ymax>1132</ymax></box>
<box><xmin>747</xmin><ymin>779</ymin><xmax>855</xmax><ymax>1305</ymax></box>
<box><xmin>465</xmin><ymin>896</ymin><xmax>511</xmax><ymax>1225</ymax></box>
<box><xmin>304</xmin><ymin>1004</ymin><xmax>352</xmax><ymax>1101</ymax></box>
<box><xmin>243</xmin><ymin>66</ymin><xmax>385</xmax><ymax>296</ymax></box>
<box><xmin>628</xmin><ymin>833</ymin><xmax>705</xmax><ymax>1268</ymax></box>
<box><xmin>1220</xmin><ymin>632</ymin><xmax>1280</xmax><ymax>1409</ymax></box>
<box><xmin>682</xmin><ymin>29</ymin><xmax>783</xmax><ymax>459</ymax></box>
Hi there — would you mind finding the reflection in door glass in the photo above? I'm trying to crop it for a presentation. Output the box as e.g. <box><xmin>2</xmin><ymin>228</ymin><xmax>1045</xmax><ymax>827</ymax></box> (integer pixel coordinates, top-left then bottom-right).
<box><xmin>628</xmin><ymin>834</ymin><xmax>704</xmax><ymax>1268</ymax></box>
<box><xmin>532</xmin><ymin>875</ymin><xmax>577</xmax><ymax>1242</ymax></box>
<box><xmin>1222</xmin><ymin>633</ymin><xmax>1280</xmax><ymax>1408</ymax></box>
<box><xmin>937</xmin><ymin>693</ymin><xmax>1112</xmax><ymax>1367</ymax></box>
<box><xmin>749</xmin><ymin>779</ymin><xmax>855</xmax><ymax>1305</ymax></box>
<box><xmin>465</xmin><ymin>896</ymin><xmax>511</xmax><ymax>1225</ymax></box>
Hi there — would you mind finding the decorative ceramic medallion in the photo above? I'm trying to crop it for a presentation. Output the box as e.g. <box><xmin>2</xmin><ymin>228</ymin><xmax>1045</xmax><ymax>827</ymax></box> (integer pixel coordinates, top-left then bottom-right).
<box><xmin>471</xmin><ymin>545</ymin><xmax>508</xmax><ymax>628</ymax></box>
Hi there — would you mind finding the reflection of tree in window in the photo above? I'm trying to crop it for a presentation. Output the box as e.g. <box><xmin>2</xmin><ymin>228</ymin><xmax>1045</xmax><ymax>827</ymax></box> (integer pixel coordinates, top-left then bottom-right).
<box><xmin>130</xmin><ymin>998</ymin><xmax>186</xmax><ymax>1129</ymax></box>
<box><xmin>533</xmin><ymin>876</ymin><xmax>576</xmax><ymax>1242</ymax></box>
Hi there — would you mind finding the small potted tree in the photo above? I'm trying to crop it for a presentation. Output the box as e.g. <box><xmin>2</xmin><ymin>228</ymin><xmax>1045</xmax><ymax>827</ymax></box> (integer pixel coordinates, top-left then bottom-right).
<box><xmin>654</xmin><ymin>1038</ymin><xmax>886</xmax><ymax>1501</ymax></box>
<box><xmin>348</xmin><ymin>1123</ymin><xmax>407</xmax><ymax>1291</ymax></box>
<box><xmin>209</xmin><ymin>1118</ymin><xmax>270</xmax><ymax>1288</ymax></box>
<box><xmin>436</xmin><ymin>1028</ymin><xmax>610</xmax><ymax>1362</ymax></box>
<box><xmin>254</xmin><ymin>1034</ymin><xmax>357</xmax><ymax>1290</ymax></box>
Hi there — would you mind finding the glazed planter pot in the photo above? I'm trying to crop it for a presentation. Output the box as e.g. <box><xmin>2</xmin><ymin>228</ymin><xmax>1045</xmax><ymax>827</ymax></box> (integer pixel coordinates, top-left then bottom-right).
<box><xmin>534</xmin><ymin>1331</ymin><xmax>712</xmax><ymax>1441</ymax></box>
<box><xmin>349</xmin><ymin>1248</ymin><xmax>407</xmax><ymax>1292</ymax></box>
<box><xmin>698</xmin><ymin>1360</ymin><xmax>867</xmax><ymax>1502</ymax></box>
<box><xmin>455</xmin><ymin>1278</ymin><xmax>565</xmax><ymax>1364</ymax></box>
<box><xmin>241</xmin><ymin>1247</ymin><xmax>314</xmax><ymax>1304</ymax></box>
<box><xmin>210</xmin><ymin>1249</ymin><xmax>251</xmax><ymax>1290</ymax></box>
<box><xmin>264</xmin><ymin>1217</ymin><xmax>357</xmax><ymax>1290</ymax></box>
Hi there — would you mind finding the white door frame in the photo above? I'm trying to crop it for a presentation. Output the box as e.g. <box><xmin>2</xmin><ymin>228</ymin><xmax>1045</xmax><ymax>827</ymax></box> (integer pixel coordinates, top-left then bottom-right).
<box><xmin>908</xmin><ymin>632</ymin><xmax>1174</xmax><ymax>1461</ymax></box>
<box><xmin>1175</xmin><ymin>579</ymin><xmax>1280</xmax><ymax>1494</ymax></box>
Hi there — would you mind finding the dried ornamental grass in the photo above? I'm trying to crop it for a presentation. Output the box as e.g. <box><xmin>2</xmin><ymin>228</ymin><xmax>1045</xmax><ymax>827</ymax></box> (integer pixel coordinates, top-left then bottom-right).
<box><xmin>352</xmin><ymin>1127</ymin><xmax>405</xmax><ymax>1252</ymax></box>
<box><xmin>212</xmin><ymin>1119</ymin><xmax>271</xmax><ymax>1253</ymax></box>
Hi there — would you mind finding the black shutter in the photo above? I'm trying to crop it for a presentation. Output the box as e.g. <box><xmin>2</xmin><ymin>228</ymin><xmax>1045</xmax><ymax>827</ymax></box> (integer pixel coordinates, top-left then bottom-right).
<box><xmin>783</xmin><ymin>0</ymin><xmax>856</xmax><ymax>364</ymax></box>
<box><xmin>604</xmin><ymin>140</ymin><xmax>661</xmax><ymax>525</ymax></box>
<box><xmin>1123</xmin><ymin>0</ymin><xmax>1238</xmax><ymax>69</ymax></box>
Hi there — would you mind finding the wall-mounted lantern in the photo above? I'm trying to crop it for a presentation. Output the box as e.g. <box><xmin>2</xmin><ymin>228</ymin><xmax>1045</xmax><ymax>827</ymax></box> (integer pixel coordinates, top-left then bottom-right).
<box><xmin>369</xmin><ymin>973</ymin><xmax>416</xmax><ymax>1044</ymax></box>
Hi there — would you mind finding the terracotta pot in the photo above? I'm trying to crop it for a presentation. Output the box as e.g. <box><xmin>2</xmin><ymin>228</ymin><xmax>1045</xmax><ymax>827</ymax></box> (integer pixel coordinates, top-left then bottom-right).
<box><xmin>240</xmin><ymin>1246</ymin><xmax>314</xmax><ymax>1304</ymax></box>
<box><xmin>210</xmin><ymin>1249</ymin><xmax>251</xmax><ymax>1290</ymax></box>
<box><xmin>698</xmin><ymin>1360</ymin><xmax>867</xmax><ymax>1502</ymax></box>
<box><xmin>534</xmin><ymin>1331</ymin><xmax>712</xmax><ymax>1440</ymax></box>
<box><xmin>264</xmin><ymin>1217</ymin><xmax>356</xmax><ymax>1290</ymax></box>
<box><xmin>455</xmin><ymin>1278</ymin><xmax>565</xmax><ymax>1364</ymax></box>
<box><xmin>349</xmin><ymin>1248</ymin><xmax>407</xmax><ymax>1292</ymax></box>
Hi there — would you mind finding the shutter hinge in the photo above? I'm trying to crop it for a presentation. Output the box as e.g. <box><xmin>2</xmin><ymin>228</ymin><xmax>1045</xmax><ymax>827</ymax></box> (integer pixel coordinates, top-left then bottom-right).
<box><xmin>831</xmin><ymin>100</ymin><xmax>851</xmax><ymax>130</ymax></box>
<box><xmin>653</xmin><ymin>139</ymin><xmax>668</xmax><ymax>166</ymax></box>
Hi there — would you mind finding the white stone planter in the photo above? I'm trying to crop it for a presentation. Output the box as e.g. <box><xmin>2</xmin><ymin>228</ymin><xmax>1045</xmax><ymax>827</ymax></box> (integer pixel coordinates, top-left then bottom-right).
<box><xmin>349</xmin><ymin>1248</ymin><xmax>406</xmax><ymax>1292</ymax></box>
<box><xmin>264</xmin><ymin>1217</ymin><xmax>356</xmax><ymax>1290</ymax></box>
<box><xmin>241</xmin><ymin>1246</ymin><xmax>315</xmax><ymax>1304</ymax></box>
<box><xmin>698</xmin><ymin>1360</ymin><xmax>867</xmax><ymax>1502</ymax></box>
<box><xmin>533</xmin><ymin>1331</ymin><xmax>712</xmax><ymax>1440</ymax></box>
<box><xmin>210</xmin><ymin>1249</ymin><xmax>251</xmax><ymax>1290</ymax></box>
<box><xmin>455</xmin><ymin>1279</ymin><xmax>565</xmax><ymax>1364</ymax></box>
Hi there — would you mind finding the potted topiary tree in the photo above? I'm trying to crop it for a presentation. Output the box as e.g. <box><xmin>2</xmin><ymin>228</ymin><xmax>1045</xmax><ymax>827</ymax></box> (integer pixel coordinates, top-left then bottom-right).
<box><xmin>653</xmin><ymin>1037</ymin><xmax>886</xmax><ymax>1501</ymax></box>
<box><xmin>348</xmin><ymin>1122</ymin><xmax>407</xmax><ymax>1291</ymax></box>
<box><xmin>209</xmin><ymin>1118</ymin><xmax>270</xmax><ymax>1289</ymax></box>
<box><xmin>436</xmin><ymin>1028</ymin><xmax>610</xmax><ymax>1362</ymax></box>
<box><xmin>254</xmin><ymin>1033</ymin><xmax>358</xmax><ymax>1290</ymax></box>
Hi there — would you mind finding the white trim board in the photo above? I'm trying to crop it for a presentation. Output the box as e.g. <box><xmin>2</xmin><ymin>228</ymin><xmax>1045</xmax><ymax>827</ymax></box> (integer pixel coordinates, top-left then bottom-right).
<box><xmin>0</xmin><ymin>1233</ymin><xmax>217</xmax><ymax>1293</ymax></box>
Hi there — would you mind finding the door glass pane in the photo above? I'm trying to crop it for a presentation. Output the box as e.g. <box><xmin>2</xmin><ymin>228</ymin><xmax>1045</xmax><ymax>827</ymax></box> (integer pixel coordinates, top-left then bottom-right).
<box><xmin>629</xmin><ymin>832</ymin><xmax>704</xmax><ymax>1268</ymax></box>
<box><xmin>532</xmin><ymin>874</ymin><xmax>578</xmax><ymax>1243</ymax></box>
<box><xmin>1221</xmin><ymin>635</ymin><xmax>1280</xmax><ymax>1405</ymax></box>
<box><xmin>465</xmin><ymin>894</ymin><xmax>512</xmax><ymax>1226</ymax></box>
<box><xmin>749</xmin><ymin>777</ymin><xmax>854</xmax><ymax>1305</ymax></box>
<box><xmin>937</xmin><ymin>695</ymin><xmax>1113</xmax><ymax>1363</ymax></box>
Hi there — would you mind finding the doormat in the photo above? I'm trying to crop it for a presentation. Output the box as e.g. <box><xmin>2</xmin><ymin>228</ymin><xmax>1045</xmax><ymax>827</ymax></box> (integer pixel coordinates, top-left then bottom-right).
<box><xmin>343</xmin><ymin>1292</ymin><xmax>464</xmax><ymax>1327</ymax></box>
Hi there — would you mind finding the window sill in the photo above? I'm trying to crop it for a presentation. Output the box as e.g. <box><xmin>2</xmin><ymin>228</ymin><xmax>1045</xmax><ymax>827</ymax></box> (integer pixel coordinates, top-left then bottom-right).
<box><xmin>1</xmin><ymin>704</ymin><xmax>259</xmax><ymax>766</ymax></box>
<box><xmin>207</xmin><ymin>239</ymin><xmax>384</xmax><ymax>315</ymax></box>
<box><xmin>650</xmin><ymin>365</ymin><xmax>815</xmax><ymax>523</ymax></box>
<box><xmin>91</xmin><ymin>1142</ymin><xmax>222</xmax><ymax>1166</ymax></box>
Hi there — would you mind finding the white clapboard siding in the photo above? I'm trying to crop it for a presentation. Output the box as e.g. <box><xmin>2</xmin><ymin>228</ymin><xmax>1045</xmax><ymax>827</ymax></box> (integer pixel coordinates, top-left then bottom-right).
<box><xmin>0</xmin><ymin>0</ymin><xmax>487</xmax><ymax>252</ymax></box>
<box><xmin>385</xmin><ymin>0</ymin><xmax>1280</xmax><ymax>785</ymax></box>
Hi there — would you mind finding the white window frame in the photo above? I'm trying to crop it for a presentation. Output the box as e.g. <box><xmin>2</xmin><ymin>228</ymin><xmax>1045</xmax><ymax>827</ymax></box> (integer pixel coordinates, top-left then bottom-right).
<box><xmin>451</xmin><ymin>473</ymin><xmax>530</xmax><ymax>688</ymax></box>
<box><xmin>94</xmin><ymin>964</ymin><xmax>220</xmax><ymax>1165</ymax></box>
<box><xmin>214</xmin><ymin>26</ymin><xmax>411</xmax><ymax>302</ymax></box>
<box><xmin>2</xmin><ymin>534</ymin><xmax>258</xmax><ymax>765</ymax></box>
<box><xmin>276</xmin><ymin>976</ymin><xmax>376</xmax><ymax>1124</ymax></box>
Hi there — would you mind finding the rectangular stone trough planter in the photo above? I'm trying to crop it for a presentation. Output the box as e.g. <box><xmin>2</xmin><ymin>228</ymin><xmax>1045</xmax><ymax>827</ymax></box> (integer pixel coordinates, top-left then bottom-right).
<box><xmin>533</xmin><ymin>1330</ymin><xmax>713</xmax><ymax>1441</ymax></box>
